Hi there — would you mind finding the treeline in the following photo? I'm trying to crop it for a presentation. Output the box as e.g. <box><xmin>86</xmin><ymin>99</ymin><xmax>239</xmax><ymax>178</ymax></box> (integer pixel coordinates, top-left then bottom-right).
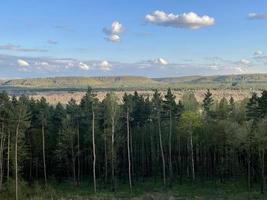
<box><xmin>0</xmin><ymin>88</ymin><xmax>267</xmax><ymax>198</ymax></box>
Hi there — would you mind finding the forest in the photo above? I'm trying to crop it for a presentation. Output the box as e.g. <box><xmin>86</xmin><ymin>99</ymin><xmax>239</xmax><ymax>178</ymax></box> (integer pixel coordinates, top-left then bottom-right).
<box><xmin>0</xmin><ymin>88</ymin><xmax>267</xmax><ymax>199</ymax></box>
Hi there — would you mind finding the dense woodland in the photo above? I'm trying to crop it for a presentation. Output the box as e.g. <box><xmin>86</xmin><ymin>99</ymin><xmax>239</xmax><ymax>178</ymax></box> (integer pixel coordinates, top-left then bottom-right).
<box><xmin>0</xmin><ymin>88</ymin><xmax>267</xmax><ymax>199</ymax></box>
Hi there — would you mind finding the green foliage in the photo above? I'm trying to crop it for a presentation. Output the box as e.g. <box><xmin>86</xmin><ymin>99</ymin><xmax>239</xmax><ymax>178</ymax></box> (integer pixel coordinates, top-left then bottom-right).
<box><xmin>1</xmin><ymin>89</ymin><xmax>267</xmax><ymax>199</ymax></box>
<box><xmin>181</xmin><ymin>92</ymin><xmax>199</xmax><ymax>112</ymax></box>
<box><xmin>180</xmin><ymin>111</ymin><xmax>202</xmax><ymax>133</ymax></box>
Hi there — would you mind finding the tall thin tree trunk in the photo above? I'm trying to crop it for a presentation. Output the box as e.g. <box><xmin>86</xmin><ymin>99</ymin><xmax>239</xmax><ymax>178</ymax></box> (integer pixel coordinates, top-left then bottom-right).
<box><xmin>71</xmin><ymin>131</ymin><xmax>76</xmax><ymax>185</ymax></box>
<box><xmin>168</xmin><ymin>110</ymin><xmax>173</xmax><ymax>182</ymax></box>
<box><xmin>111</xmin><ymin>117</ymin><xmax>115</xmax><ymax>191</ymax></box>
<box><xmin>178</xmin><ymin>135</ymin><xmax>182</xmax><ymax>184</ymax></box>
<box><xmin>186</xmin><ymin>137</ymin><xmax>190</xmax><ymax>178</ymax></box>
<box><xmin>248</xmin><ymin>149</ymin><xmax>251</xmax><ymax>192</ymax></box>
<box><xmin>0</xmin><ymin>123</ymin><xmax>4</xmax><ymax>191</ymax></box>
<box><xmin>42</xmin><ymin>120</ymin><xmax>47</xmax><ymax>185</ymax></box>
<box><xmin>15</xmin><ymin>111</ymin><xmax>22</xmax><ymax>200</ymax></box>
<box><xmin>150</xmin><ymin>118</ymin><xmax>155</xmax><ymax>177</ymax></box>
<box><xmin>7</xmin><ymin>130</ymin><xmax>10</xmax><ymax>182</ymax></box>
<box><xmin>158</xmin><ymin>112</ymin><xmax>166</xmax><ymax>185</ymax></box>
<box><xmin>260</xmin><ymin>148</ymin><xmax>265</xmax><ymax>194</ymax></box>
<box><xmin>77</xmin><ymin>124</ymin><xmax>80</xmax><ymax>186</ymax></box>
<box><xmin>104</xmin><ymin>130</ymin><xmax>108</xmax><ymax>183</ymax></box>
<box><xmin>126</xmin><ymin>108</ymin><xmax>132</xmax><ymax>192</ymax></box>
<box><xmin>141</xmin><ymin>126</ymin><xmax>145</xmax><ymax>180</ymax></box>
<box><xmin>92</xmin><ymin>109</ymin><xmax>96</xmax><ymax>193</ymax></box>
<box><xmin>190</xmin><ymin>131</ymin><xmax>195</xmax><ymax>181</ymax></box>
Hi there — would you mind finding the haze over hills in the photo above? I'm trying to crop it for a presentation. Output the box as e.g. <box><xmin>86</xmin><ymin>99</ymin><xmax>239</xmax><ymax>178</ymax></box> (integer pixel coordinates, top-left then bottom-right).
<box><xmin>1</xmin><ymin>74</ymin><xmax>267</xmax><ymax>91</ymax></box>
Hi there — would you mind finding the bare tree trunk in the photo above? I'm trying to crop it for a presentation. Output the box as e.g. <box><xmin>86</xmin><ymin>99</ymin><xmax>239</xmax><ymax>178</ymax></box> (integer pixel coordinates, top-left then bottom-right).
<box><xmin>149</xmin><ymin>118</ymin><xmax>155</xmax><ymax>177</ymax></box>
<box><xmin>15</xmin><ymin>111</ymin><xmax>22</xmax><ymax>200</ymax></box>
<box><xmin>190</xmin><ymin>131</ymin><xmax>195</xmax><ymax>181</ymax></box>
<box><xmin>77</xmin><ymin>125</ymin><xmax>80</xmax><ymax>186</ymax></box>
<box><xmin>178</xmin><ymin>135</ymin><xmax>182</xmax><ymax>184</ymax></box>
<box><xmin>111</xmin><ymin>117</ymin><xmax>115</xmax><ymax>191</ymax></box>
<box><xmin>168</xmin><ymin>110</ymin><xmax>173</xmax><ymax>182</ymax></box>
<box><xmin>104</xmin><ymin>130</ymin><xmax>108</xmax><ymax>183</ymax></box>
<box><xmin>186</xmin><ymin>137</ymin><xmax>190</xmax><ymax>178</ymax></box>
<box><xmin>71</xmin><ymin>131</ymin><xmax>76</xmax><ymax>185</ymax></box>
<box><xmin>260</xmin><ymin>148</ymin><xmax>265</xmax><ymax>194</ymax></box>
<box><xmin>247</xmin><ymin>149</ymin><xmax>251</xmax><ymax>192</ymax></box>
<box><xmin>0</xmin><ymin>122</ymin><xmax>4</xmax><ymax>191</ymax></box>
<box><xmin>42</xmin><ymin>120</ymin><xmax>47</xmax><ymax>185</ymax></box>
<box><xmin>158</xmin><ymin>112</ymin><xmax>166</xmax><ymax>185</ymax></box>
<box><xmin>92</xmin><ymin>110</ymin><xmax>96</xmax><ymax>193</ymax></box>
<box><xmin>126</xmin><ymin>108</ymin><xmax>132</xmax><ymax>192</ymax></box>
<box><xmin>7</xmin><ymin>130</ymin><xmax>10</xmax><ymax>182</ymax></box>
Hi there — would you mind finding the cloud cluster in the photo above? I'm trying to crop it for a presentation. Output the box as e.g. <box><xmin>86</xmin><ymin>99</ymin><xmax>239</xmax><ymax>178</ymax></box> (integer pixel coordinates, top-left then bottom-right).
<box><xmin>1</xmin><ymin>52</ymin><xmax>266</xmax><ymax>79</ymax></box>
<box><xmin>145</xmin><ymin>11</ymin><xmax>215</xmax><ymax>29</ymax></box>
<box><xmin>248</xmin><ymin>13</ymin><xmax>267</xmax><ymax>20</ymax></box>
<box><xmin>103</xmin><ymin>21</ymin><xmax>124</xmax><ymax>43</ymax></box>
<box><xmin>17</xmin><ymin>59</ymin><xmax>30</xmax><ymax>67</ymax></box>
<box><xmin>239</xmin><ymin>59</ymin><xmax>250</xmax><ymax>65</ymax></box>
<box><xmin>153</xmin><ymin>58</ymin><xmax>168</xmax><ymax>65</ymax></box>
<box><xmin>254</xmin><ymin>50</ymin><xmax>264</xmax><ymax>56</ymax></box>
<box><xmin>79</xmin><ymin>62</ymin><xmax>90</xmax><ymax>70</ymax></box>
<box><xmin>98</xmin><ymin>60</ymin><xmax>112</xmax><ymax>71</ymax></box>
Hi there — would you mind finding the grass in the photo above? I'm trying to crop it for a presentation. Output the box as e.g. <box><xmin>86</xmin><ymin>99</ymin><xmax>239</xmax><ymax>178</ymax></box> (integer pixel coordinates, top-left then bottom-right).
<box><xmin>1</xmin><ymin>179</ymin><xmax>267</xmax><ymax>199</ymax></box>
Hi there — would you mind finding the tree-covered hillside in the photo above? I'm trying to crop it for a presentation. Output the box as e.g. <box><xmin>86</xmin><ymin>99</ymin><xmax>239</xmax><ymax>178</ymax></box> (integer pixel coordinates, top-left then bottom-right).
<box><xmin>2</xmin><ymin>74</ymin><xmax>267</xmax><ymax>90</ymax></box>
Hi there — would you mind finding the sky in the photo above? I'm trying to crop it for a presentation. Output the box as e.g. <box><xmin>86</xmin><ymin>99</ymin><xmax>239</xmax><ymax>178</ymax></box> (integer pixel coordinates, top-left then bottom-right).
<box><xmin>0</xmin><ymin>0</ymin><xmax>267</xmax><ymax>78</ymax></box>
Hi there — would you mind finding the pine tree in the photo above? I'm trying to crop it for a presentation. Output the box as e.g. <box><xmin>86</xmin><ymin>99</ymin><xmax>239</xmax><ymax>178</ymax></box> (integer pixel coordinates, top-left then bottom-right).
<box><xmin>203</xmin><ymin>89</ymin><xmax>214</xmax><ymax>119</ymax></box>
<box><xmin>246</xmin><ymin>93</ymin><xmax>260</xmax><ymax>125</ymax></box>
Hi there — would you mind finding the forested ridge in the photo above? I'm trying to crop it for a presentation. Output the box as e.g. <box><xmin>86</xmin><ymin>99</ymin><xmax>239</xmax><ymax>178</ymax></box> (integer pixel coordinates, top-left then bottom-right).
<box><xmin>2</xmin><ymin>74</ymin><xmax>267</xmax><ymax>90</ymax></box>
<box><xmin>0</xmin><ymin>88</ymin><xmax>267</xmax><ymax>199</ymax></box>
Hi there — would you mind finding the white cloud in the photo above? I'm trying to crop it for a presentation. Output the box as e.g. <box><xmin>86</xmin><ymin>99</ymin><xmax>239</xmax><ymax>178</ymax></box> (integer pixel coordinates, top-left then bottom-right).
<box><xmin>239</xmin><ymin>59</ymin><xmax>250</xmax><ymax>65</ymax></box>
<box><xmin>79</xmin><ymin>62</ymin><xmax>90</xmax><ymax>71</ymax></box>
<box><xmin>103</xmin><ymin>21</ymin><xmax>124</xmax><ymax>43</ymax></box>
<box><xmin>235</xmin><ymin>67</ymin><xmax>245</xmax><ymax>73</ymax></box>
<box><xmin>111</xmin><ymin>21</ymin><xmax>123</xmax><ymax>34</ymax></box>
<box><xmin>106</xmin><ymin>34</ymin><xmax>120</xmax><ymax>43</ymax></box>
<box><xmin>154</xmin><ymin>58</ymin><xmax>168</xmax><ymax>65</ymax></box>
<box><xmin>99</xmin><ymin>60</ymin><xmax>112</xmax><ymax>71</ymax></box>
<box><xmin>145</xmin><ymin>11</ymin><xmax>215</xmax><ymax>29</ymax></box>
<box><xmin>17</xmin><ymin>59</ymin><xmax>29</xmax><ymax>67</ymax></box>
<box><xmin>254</xmin><ymin>50</ymin><xmax>264</xmax><ymax>56</ymax></box>
<box><xmin>248</xmin><ymin>13</ymin><xmax>267</xmax><ymax>20</ymax></box>
<box><xmin>208</xmin><ymin>65</ymin><xmax>219</xmax><ymax>70</ymax></box>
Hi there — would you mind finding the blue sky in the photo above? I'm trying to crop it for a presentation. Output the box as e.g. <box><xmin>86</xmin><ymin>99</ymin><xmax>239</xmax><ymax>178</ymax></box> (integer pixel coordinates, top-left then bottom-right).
<box><xmin>0</xmin><ymin>0</ymin><xmax>267</xmax><ymax>78</ymax></box>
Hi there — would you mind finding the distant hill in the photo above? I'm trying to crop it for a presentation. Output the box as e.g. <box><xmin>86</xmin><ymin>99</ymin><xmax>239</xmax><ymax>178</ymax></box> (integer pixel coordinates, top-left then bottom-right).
<box><xmin>1</xmin><ymin>74</ymin><xmax>267</xmax><ymax>91</ymax></box>
<box><xmin>0</xmin><ymin>76</ymin><xmax>160</xmax><ymax>90</ymax></box>
<box><xmin>154</xmin><ymin>74</ymin><xmax>267</xmax><ymax>89</ymax></box>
